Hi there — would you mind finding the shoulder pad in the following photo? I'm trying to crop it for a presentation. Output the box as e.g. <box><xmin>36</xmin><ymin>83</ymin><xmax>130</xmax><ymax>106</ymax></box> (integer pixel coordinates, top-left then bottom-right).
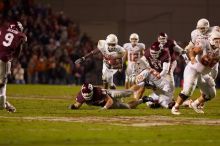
<box><xmin>97</xmin><ymin>40</ymin><xmax>106</xmax><ymax>49</ymax></box>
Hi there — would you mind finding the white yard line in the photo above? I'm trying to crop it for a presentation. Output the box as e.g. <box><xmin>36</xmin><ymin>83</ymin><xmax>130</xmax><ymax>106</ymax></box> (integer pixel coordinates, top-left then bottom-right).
<box><xmin>1</xmin><ymin>115</ymin><xmax>220</xmax><ymax>127</ymax></box>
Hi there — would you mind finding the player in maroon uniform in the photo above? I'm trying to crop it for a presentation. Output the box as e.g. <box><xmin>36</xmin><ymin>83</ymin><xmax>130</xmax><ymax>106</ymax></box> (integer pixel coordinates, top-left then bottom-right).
<box><xmin>156</xmin><ymin>32</ymin><xmax>189</xmax><ymax>85</ymax></box>
<box><xmin>0</xmin><ymin>21</ymin><xmax>27</xmax><ymax>112</ymax></box>
<box><xmin>69</xmin><ymin>83</ymin><xmax>148</xmax><ymax>109</ymax></box>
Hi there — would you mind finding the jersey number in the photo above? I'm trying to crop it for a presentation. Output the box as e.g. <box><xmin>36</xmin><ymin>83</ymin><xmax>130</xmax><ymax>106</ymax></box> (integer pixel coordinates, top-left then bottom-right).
<box><xmin>129</xmin><ymin>53</ymin><xmax>139</xmax><ymax>62</ymax></box>
<box><xmin>3</xmin><ymin>33</ymin><xmax>14</xmax><ymax>47</ymax></box>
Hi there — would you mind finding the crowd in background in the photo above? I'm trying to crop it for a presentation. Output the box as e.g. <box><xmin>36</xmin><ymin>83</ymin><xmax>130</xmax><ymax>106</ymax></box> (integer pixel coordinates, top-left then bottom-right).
<box><xmin>0</xmin><ymin>0</ymin><xmax>102</xmax><ymax>85</ymax></box>
<box><xmin>0</xmin><ymin>0</ymin><xmax>219</xmax><ymax>87</ymax></box>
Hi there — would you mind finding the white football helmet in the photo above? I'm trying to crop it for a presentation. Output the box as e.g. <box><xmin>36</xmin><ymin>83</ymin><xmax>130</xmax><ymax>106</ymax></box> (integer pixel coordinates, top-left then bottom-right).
<box><xmin>106</xmin><ymin>34</ymin><xmax>118</xmax><ymax>51</ymax></box>
<box><xmin>209</xmin><ymin>31</ymin><xmax>220</xmax><ymax>48</ymax></box>
<box><xmin>129</xmin><ymin>33</ymin><xmax>139</xmax><ymax>45</ymax></box>
<box><xmin>81</xmin><ymin>83</ymin><xmax>94</xmax><ymax>100</ymax></box>
<box><xmin>196</xmin><ymin>18</ymin><xmax>210</xmax><ymax>34</ymax></box>
<box><xmin>158</xmin><ymin>32</ymin><xmax>168</xmax><ymax>45</ymax></box>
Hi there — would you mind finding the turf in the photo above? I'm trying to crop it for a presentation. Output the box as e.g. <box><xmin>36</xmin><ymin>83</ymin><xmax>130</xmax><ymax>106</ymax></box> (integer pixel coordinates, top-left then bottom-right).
<box><xmin>0</xmin><ymin>84</ymin><xmax>220</xmax><ymax>146</ymax></box>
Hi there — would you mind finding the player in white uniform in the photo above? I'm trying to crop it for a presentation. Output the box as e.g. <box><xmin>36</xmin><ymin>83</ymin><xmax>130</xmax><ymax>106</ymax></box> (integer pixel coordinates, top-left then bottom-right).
<box><xmin>123</xmin><ymin>33</ymin><xmax>145</xmax><ymax>89</ymax></box>
<box><xmin>98</xmin><ymin>34</ymin><xmax>125</xmax><ymax>89</ymax></box>
<box><xmin>171</xmin><ymin>31</ymin><xmax>220</xmax><ymax>115</ymax></box>
<box><xmin>129</xmin><ymin>42</ymin><xmax>174</xmax><ymax>108</ymax></box>
<box><xmin>133</xmin><ymin>58</ymin><xmax>175</xmax><ymax>109</ymax></box>
<box><xmin>182</xmin><ymin>18</ymin><xmax>219</xmax><ymax>109</ymax></box>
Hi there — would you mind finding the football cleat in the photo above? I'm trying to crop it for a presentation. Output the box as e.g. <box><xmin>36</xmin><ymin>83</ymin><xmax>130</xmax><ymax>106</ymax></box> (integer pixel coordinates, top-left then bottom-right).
<box><xmin>182</xmin><ymin>99</ymin><xmax>193</xmax><ymax>108</ymax></box>
<box><xmin>171</xmin><ymin>106</ymin><xmax>181</xmax><ymax>115</ymax></box>
<box><xmin>5</xmin><ymin>101</ymin><xmax>16</xmax><ymax>113</ymax></box>
<box><xmin>142</xmin><ymin>96</ymin><xmax>154</xmax><ymax>103</ymax></box>
<box><xmin>109</xmin><ymin>85</ymin><xmax>116</xmax><ymax>90</ymax></box>
<box><xmin>190</xmin><ymin>102</ymin><xmax>204</xmax><ymax>114</ymax></box>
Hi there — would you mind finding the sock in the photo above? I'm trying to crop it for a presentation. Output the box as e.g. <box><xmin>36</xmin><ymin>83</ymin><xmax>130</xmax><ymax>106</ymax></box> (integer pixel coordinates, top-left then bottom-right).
<box><xmin>174</xmin><ymin>103</ymin><xmax>179</xmax><ymax>108</ymax></box>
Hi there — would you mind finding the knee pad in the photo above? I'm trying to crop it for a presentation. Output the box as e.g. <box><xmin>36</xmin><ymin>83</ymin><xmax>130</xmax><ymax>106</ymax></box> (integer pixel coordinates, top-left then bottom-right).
<box><xmin>179</xmin><ymin>93</ymin><xmax>189</xmax><ymax>100</ymax></box>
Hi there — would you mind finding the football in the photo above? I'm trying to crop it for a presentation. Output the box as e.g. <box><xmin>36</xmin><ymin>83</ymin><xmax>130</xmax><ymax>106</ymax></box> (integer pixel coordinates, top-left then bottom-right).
<box><xmin>200</xmin><ymin>55</ymin><xmax>212</xmax><ymax>66</ymax></box>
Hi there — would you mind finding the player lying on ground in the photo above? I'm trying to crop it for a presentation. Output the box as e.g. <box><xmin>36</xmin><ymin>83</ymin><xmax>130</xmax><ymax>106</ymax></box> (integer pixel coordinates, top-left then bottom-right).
<box><xmin>130</xmin><ymin>58</ymin><xmax>175</xmax><ymax>109</ymax></box>
<box><xmin>69</xmin><ymin>83</ymin><xmax>150</xmax><ymax>109</ymax></box>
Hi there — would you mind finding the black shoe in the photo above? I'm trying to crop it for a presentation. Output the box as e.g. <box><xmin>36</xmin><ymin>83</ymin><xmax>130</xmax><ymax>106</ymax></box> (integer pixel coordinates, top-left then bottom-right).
<box><xmin>110</xmin><ymin>85</ymin><xmax>116</xmax><ymax>90</ymax></box>
<box><xmin>5</xmin><ymin>101</ymin><xmax>16</xmax><ymax>113</ymax></box>
<box><xmin>142</xmin><ymin>96</ymin><xmax>154</xmax><ymax>103</ymax></box>
<box><xmin>149</xmin><ymin>103</ymin><xmax>161</xmax><ymax>109</ymax></box>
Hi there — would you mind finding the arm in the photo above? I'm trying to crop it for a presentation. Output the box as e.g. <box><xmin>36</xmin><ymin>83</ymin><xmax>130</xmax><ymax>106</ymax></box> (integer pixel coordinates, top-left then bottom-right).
<box><xmin>75</xmin><ymin>48</ymin><xmax>100</xmax><ymax>64</ymax></box>
<box><xmin>173</xmin><ymin>41</ymin><xmax>183</xmax><ymax>53</ymax></box>
<box><xmin>102</xmin><ymin>94</ymin><xmax>114</xmax><ymax>109</ymax></box>
<box><xmin>159</xmin><ymin>62</ymin><xmax>170</xmax><ymax>77</ymax></box>
<box><xmin>188</xmin><ymin>47</ymin><xmax>202</xmax><ymax>64</ymax></box>
<box><xmin>69</xmin><ymin>101</ymin><xmax>83</xmax><ymax>110</ymax></box>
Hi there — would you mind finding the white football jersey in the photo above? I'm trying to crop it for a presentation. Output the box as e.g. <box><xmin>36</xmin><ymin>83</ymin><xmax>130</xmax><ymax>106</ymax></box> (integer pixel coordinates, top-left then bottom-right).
<box><xmin>123</xmin><ymin>43</ymin><xmax>145</xmax><ymax>63</ymax></box>
<box><xmin>98</xmin><ymin>40</ymin><xmax>125</xmax><ymax>69</ymax></box>
<box><xmin>136</xmin><ymin>69</ymin><xmax>172</xmax><ymax>93</ymax></box>
<box><xmin>191</xmin><ymin>27</ymin><xmax>216</xmax><ymax>44</ymax></box>
<box><xmin>189</xmin><ymin>39</ymin><xmax>220</xmax><ymax>74</ymax></box>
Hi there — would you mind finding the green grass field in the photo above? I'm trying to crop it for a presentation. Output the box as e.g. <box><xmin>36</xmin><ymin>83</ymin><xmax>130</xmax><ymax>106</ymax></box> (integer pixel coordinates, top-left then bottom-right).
<box><xmin>0</xmin><ymin>84</ymin><xmax>220</xmax><ymax>146</ymax></box>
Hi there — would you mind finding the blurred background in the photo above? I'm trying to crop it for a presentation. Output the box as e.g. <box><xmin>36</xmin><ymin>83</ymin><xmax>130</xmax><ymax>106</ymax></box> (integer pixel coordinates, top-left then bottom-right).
<box><xmin>0</xmin><ymin>0</ymin><xmax>220</xmax><ymax>87</ymax></box>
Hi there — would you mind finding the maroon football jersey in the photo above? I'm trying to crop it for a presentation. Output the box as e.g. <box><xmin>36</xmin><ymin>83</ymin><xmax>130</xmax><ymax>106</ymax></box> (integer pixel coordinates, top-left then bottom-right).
<box><xmin>0</xmin><ymin>26</ymin><xmax>26</xmax><ymax>62</ymax></box>
<box><xmin>144</xmin><ymin>47</ymin><xmax>170</xmax><ymax>73</ymax></box>
<box><xmin>162</xmin><ymin>39</ymin><xmax>180</xmax><ymax>62</ymax></box>
<box><xmin>76</xmin><ymin>86</ymin><xmax>108</xmax><ymax>106</ymax></box>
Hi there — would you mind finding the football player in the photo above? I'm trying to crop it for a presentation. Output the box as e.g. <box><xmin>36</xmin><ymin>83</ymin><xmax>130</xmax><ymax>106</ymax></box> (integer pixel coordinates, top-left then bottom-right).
<box><xmin>69</xmin><ymin>83</ymin><xmax>148</xmax><ymax>109</ymax></box>
<box><xmin>129</xmin><ymin>43</ymin><xmax>175</xmax><ymax>109</ymax></box>
<box><xmin>156</xmin><ymin>32</ymin><xmax>189</xmax><ymax>88</ymax></box>
<box><xmin>75</xmin><ymin>34</ymin><xmax>125</xmax><ymax>89</ymax></box>
<box><xmin>98</xmin><ymin>34</ymin><xmax>125</xmax><ymax>89</ymax></box>
<box><xmin>123</xmin><ymin>33</ymin><xmax>145</xmax><ymax>89</ymax></box>
<box><xmin>182</xmin><ymin>18</ymin><xmax>219</xmax><ymax>109</ymax></box>
<box><xmin>0</xmin><ymin>21</ymin><xmax>27</xmax><ymax>112</ymax></box>
<box><xmin>171</xmin><ymin>31</ymin><xmax>220</xmax><ymax>115</ymax></box>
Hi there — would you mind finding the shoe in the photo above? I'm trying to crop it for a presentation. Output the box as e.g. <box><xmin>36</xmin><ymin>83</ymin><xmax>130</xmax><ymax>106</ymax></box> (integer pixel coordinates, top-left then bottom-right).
<box><xmin>109</xmin><ymin>85</ymin><xmax>116</xmax><ymax>90</ymax></box>
<box><xmin>5</xmin><ymin>101</ymin><xmax>16</xmax><ymax>113</ymax></box>
<box><xmin>142</xmin><ymin>96</ymin><xmax>154</xmax><ymax>103</ymax></box>
<box><xmin>171</xmin><ymin>106</ymin><xmax>181</xmax><ymax>115</ymax></box>
<box><xmin>182</xmin><ymin>99</ymin><xmax>193</xmax><ymax>108</ymax></box>
<box><xmin>190</xmin><ymin>102</ymin><xmax>204</xmax><ymax>114</ymax></box>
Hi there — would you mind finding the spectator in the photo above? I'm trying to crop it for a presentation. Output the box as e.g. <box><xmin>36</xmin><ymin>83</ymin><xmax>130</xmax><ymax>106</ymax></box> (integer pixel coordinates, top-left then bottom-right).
<box><xmin>13</xmin><ymin>63</ymin><xmax>25</xmax><ymax>84</ymax></box>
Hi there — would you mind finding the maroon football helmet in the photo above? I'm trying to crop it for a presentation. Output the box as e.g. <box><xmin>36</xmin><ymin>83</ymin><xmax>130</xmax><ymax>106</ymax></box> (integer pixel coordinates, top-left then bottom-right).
<box><xmin>8</xmin><ymin>21</ymin><xmax>24</xmax><ymax>32</ymax></box>
<box><xmin>150</xmin><ymin>43</ymin><xmax>161</xmax><ymax>59</ymax></box>
<box><xmin>158</xmin><ymin>32</ymin><xmax>168</xmax><ymax>45</ymax></box>
<box><xmin>81</xmin><ymin>83</ymin><xmax>94</xmax><ymax>100</ymax></box>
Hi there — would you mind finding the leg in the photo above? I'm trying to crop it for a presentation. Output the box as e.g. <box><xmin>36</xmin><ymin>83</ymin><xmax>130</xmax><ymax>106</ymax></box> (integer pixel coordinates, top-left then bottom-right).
<box><xmin>129</xmin><ymin>84</ymin><xmax>145</xmax><ymax>100</ymax></box>
<box><xmin>0</xmin><ymin>60</ymin><xmax>8</xmax><ymax>109</ymax></box>
<box><xmin>108</xmin><ymin>69</ymin><xmax>117</xmax><ymax>89</ymax></box>
<box><xmin>190</xmin><ymin>75</ymin><xmax>216</xmax><ymax>114</ymax></box>
<box><xmin>102</xmin><ymin>65</ymin><xmax>109</xmax><ymax>89</ymax></box>
<box><xmin>171</xmin><ymin>65</ymin><xmax>198</xmax><ymax>115</ymax></box>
